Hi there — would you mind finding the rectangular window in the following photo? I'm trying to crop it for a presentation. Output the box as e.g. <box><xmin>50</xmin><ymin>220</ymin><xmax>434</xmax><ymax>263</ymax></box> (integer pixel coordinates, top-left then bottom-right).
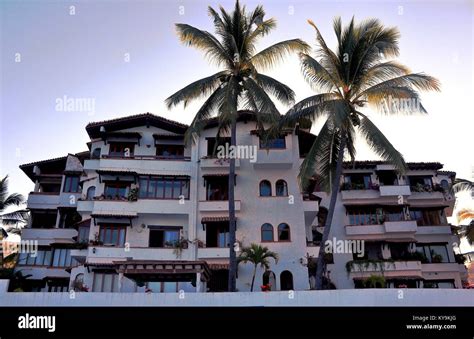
<box><xmin>18</xmin><ymin>249</ymin><xmax>52</xmax><ymax>266</ymax></box>
<box><xmin>156</xmin><ymin>144</ymin><xmax>185</xmax><ymax>159</ymax></box>
<box><xmin>51</xmin><ymin>248</ymin><xmax>73</xmax><ymax>267</ymax></box>
<box><xmin>347</xmin><ymin>207</ymin><xmax>403</xmax><ymax>225</ymax></box>
<box><xmin>206</xmin><ymin>177</ymin><xmax>228</xmax><ymax>201</ymax></box>
<box><xmin>78</xmin><ymin>225</ymin><xmax>90</xmax><ymax>243</ymax></box>
<box><xmin>149</xmin><ymin>228</ymin><xmax>181</xmax><ymax>248</ymax></box>
<box><xmin>137</xmin><ymin>176</ymin><xmax>190</xmax><ymax>200</ymax></box>
<box><xmin>409</xmin><ymin>176</ymin><xmax>433</xmax><ymax>190</ymax></box>
<box><xmin>343</xmin><ymin>173</ymin><xmax>372</xmax><ymax>190</ymax></box>
<box><xmin>108</xmin><ymin>142</ymin><xmax>134</xmax><ymax>157</ymax></box>
<box><xmin>92</xmin><ymin>273</ymin><xmax>120</xmax><ymax>292</ymax></box>
<box><xmin>206</xmin><ymin>222</ymin><xmax>230</xmax><ymax>248</ymax></box>
<box><xmin>99</xmin><ymin>224</ymin><xmax>127</xmax><ymax>247</ymax></box>
<box><xmin>31</xmin><ymin>210</ymin><xmax>58</xmax><ymax>229</ymax></box>
<box><xmin>104</xmin><ymin>182</ymin><xmax>129</xmax><ymax>200</ymax></box>
<box><xmin>63</xmin><ymin>176</ymin><xmax>80</xmax><ymax>193</ymax></box>
<box><xmin>409</xmin><ymin>208</ymin><xmax>443</xmax><ymax>226</ymax></box>
<box><xmin>259</xmin><ymin>136</ymin><xmax>286</xmax><ymax>149</ymax></box>
<box><xmin>416</xmin><ymin>243</ymin><xmax>451</xmax><ymax>263</ymax></box>
<box><xmin>207</xmin><ymin>137</ymin><xmax>231</xmax><ymax>157</ymax></box>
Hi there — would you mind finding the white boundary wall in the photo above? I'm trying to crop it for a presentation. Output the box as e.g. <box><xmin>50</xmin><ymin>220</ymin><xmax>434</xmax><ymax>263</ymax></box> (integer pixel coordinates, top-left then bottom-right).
<box><xmin>0</xmin><ymin>288</ymin><xmax>472</xmax><ymax>307</ymax></box>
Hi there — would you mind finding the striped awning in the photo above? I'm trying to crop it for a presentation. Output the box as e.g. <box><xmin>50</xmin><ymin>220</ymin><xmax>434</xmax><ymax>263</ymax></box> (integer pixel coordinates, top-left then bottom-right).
<box><xmin>201</xmin><ymin>216</ymin><xmax>232</xmax><ymax>223</ymax></box>
<box><xmin>91</xmin><ymin>211</ymin><xmax>138</xmax><ymax>218</ymax></box>
<box><xmin>209</xmin><ymin>263</ymin><xmax>229</xmax><ymax>270</ymax></box>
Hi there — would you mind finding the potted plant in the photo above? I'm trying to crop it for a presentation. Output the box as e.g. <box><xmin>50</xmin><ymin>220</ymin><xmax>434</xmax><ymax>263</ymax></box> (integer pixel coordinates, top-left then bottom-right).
<box><xmin>127</xmin><ymin>187</ymin><xmax>139</xmax><ymax>202</ymax></box>
<box><xmin>260</xmin><ymin>283</ymin><xmax>272</xmax><ymax>292</ymax></box>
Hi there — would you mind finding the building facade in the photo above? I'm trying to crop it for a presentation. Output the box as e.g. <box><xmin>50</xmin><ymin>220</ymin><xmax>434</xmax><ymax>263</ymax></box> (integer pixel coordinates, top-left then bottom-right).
<box><xmin>13</xmin><ymin>113</ymin><xmax>466</xmax><ymax>293</ymax></box>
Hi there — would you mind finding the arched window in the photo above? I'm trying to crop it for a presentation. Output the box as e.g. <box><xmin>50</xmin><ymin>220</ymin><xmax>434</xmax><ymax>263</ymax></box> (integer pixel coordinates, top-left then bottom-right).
<box><xmin>280</xmin><ymin>270</ymin><xmax>293</xmax><ymax>290</ymax></box>
<box><xmin>440</xmin><ymin>179</ymin><xmax>449</xmax><ymax>191</ymax></box>
<box><xmin>262</xmin><ymin>271</ymin><xmax>276</xmax><ymax>291</ymax></box>
<box><xmin>86</xmin><ymin>186</ymin><xmax>96</xmax><ymax>200</ymax></box>
<box><xmin>277</xmin><ymin>223</ymin><xmax>291</xmax><ymax>241</ymax></box>
<box><xmin>275</xmin><ymin>179</ymin><xmax>288</xmax><ymax>196</ymax></box>
<box><xmin>259</xmin><ymin>180</ymin><xmax>272</xmax><ymax>197</ymax></box>
<box><xmin>261</xmin><ymin>223</ymin><xmax>274</xmax><ymax>242</ymax></box>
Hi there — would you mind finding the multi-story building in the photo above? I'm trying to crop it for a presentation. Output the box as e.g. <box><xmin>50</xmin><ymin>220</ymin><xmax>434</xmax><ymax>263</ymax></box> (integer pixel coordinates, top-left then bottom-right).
<box><xmin>14</xmin><ymin>112</ymin><xmax>465</xmax><ymax>292</ymax></box>
<box><xmin>15</xmin><ymin>152</ymin><xmax>89</xmax><ymax>291</ymax></box>
<box><xmin>321</xmin><ymin>162</ymin><xmax>465</xmax><ymax>289</ymax></box>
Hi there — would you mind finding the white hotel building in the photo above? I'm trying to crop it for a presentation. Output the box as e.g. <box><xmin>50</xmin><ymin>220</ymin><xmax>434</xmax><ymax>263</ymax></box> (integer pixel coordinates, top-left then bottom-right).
<box><xmin>13</xmin><ymin>112</ymin><xmax>466</xmax><ymax>293</ymax></box>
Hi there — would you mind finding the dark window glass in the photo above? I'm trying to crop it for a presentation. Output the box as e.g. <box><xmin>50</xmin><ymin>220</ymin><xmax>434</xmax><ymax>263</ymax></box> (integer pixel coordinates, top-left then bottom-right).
<box><xmin>64</xmin><ymin>176</ymin><xmax>80</xmax><ymax>193</ymax></box>
<box><xmin>260</xmin><ymin>136</ymin><xmax>286</xmax><ymax>149</ymax></box>
<box><xmin>277</xmin><ymin>223</ymin><xmax>291</xmax><ymax>241</ymax></box>
<box><xmin>275</xmin><ymin>180</ymin><xmax>288</xmax><ymax>196</ymax></box>
<box><xmin>261</xmin><ymin>223</ymin><xmax>274</xmax><ymax>242</ymax></box>
<box><xmin>259</xmin><ymin>180</ymin><xmax>272</xmax><ymax>197</ymax></box>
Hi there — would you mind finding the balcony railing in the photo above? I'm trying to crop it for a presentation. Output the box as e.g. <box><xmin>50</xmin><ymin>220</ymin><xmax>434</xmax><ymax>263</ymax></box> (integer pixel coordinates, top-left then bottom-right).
<box><xmin>102</xmin><ymin>154</ymin><xmax>191</xmax><ymax>161</ymax></box>
<box><xmin>199</xmin><ymin>200</ymin><xmax>241</xmax><ymax>212</ymax></box>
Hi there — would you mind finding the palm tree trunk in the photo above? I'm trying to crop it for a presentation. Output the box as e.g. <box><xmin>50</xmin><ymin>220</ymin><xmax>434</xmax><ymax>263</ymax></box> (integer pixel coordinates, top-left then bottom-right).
<box><xmin>315</xmin><ymin>134</ymin><xmax>347</xmax><ymax>290</ymax></box>
<box><xmin>227</xmin><ymin>118</ymin><xmax>237</xmax><ymax>292</ymax></box>
<box><xmin>250</xmin><ymin>264</ymin><xmax>257</xmax><ymax>292</ymax></box>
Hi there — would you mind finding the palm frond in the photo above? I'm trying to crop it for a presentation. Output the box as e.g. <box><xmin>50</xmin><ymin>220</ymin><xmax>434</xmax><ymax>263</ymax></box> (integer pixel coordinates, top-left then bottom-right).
<box><xmin>358</xmin><ymin>115</ymin><xmax>407</xmax><ymax>174</ymax></box>
<box><xmin>184</xmin><ymin>85</ymin><xmax>226</xmax><ymax>144</ymax></box>
<box><xmin>165</xmin><ymin>71</ymin><xmax>228</xmax><ymax>109</ymax></box>
<box><xmin>358</xmin><ymin>73</ymin><xmax>440</xmax><ymax>100</ymax></box>
<box><xmin>254</xmin><ymin>73</ymin><xmax>295</xmax><ymax>105</ymax></box>
<box><xmin>175</xmin><ymin>24</ymin><xmax>232</xmax><ymax>66</ymax></box>
<box><xmin>251</xmin><ymin>39</ymin><xmax>310</xmax><ymax>71</ymax></box>
<box><xmin>299</xmin><ymin>53</ymin><xmax>340</xmax><ymax>92</ymax></box>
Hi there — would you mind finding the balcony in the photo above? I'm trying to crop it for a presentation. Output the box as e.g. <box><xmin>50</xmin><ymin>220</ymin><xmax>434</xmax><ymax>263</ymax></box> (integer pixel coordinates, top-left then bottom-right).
<box><xmin>422</xmin><ymin>263</ymin><xmax>466</xmax><ymax>274</ymax></box>
<box><xmin>341</xmin><ymin>189</ymin><xmax>380</xmax><ymax>202</ymax></box>
<box><xmin>415</xmin><ymin>225</ymin><xmax>452</xmax><ymax>235</ymax></box>
<box><xmin>379</xmin><ymin>185</ymin><xmax>411</xmax><ymax>197</ymax></box>
<box><xmin>200</xmin><ymin>157</ymin><xmax>240</xmax><ymax>169</ymax></box>
<box><xmin>77</xmin><ymin>198</ymin><xmax>192</xmax><ymax>215</ymax></box>
<box><xmin>347</xmin><ymin>260</ymin><xmax>422</xmax><ymax>279</ymax></box>
<box><xmin>84</xmin><ymin>156</ymin><xmax>192</xmax><ymax>176</ymax></box>
<box><xmin>27</xmin><ymin>193</ymin><xmax>60</xmax><ymax>209</ymax></box>
<box><xmin>86</xmin><ymin>246</ymin><xmax>193</xmax><ymax>261</ymax></box>
<box><xmin>345</xmin><ymin>220</ymin><xmax>417</xmax><ymax>241</ymax></box>
<box><xmin>21</xmin><ymin>228</ymin><xmax>78</xmax><ymax>246</ymax></box>
<box><xmin>253</xmin><ymin>150</ymin><xmax>293</xmax><ymax>169</ymax></box>
<box><xmin>198</xmin><ymin>247</ymin><xmax>230</xmax><ymax>259</ymax></box>
<box><xmin>199</xmin><ymin>200</ymin><xmax>241</xmax><ymax>212</ymax></box>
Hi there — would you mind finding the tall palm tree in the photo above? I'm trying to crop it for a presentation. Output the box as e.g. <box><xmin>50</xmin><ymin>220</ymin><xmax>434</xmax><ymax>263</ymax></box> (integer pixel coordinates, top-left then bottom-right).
<box><xmin>165</xmin><ymin>1</ymin><xmax>308</xmax><ymax>291</ymax></box>
<box><xmin>280</xmin><ymin>17</ymin><xmax>440</xmax><ymax>289</ymax></box>
<box><xmin>237</xmin><ymin>243</ymin><xmax>278</xmax><ymax>291</ymax></box>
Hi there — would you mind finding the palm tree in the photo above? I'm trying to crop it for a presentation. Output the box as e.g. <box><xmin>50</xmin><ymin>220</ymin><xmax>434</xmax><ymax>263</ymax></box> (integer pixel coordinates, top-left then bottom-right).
<box><xmin>237</xmin><ymin>243</ymin><xmax>278</xmax><ymax>291</ymax></box>
<box><xmin>0</xmin><ymin>175</ymin><xmax>27</xmax><ymax>224</ymax></box>
<box><xmin>280</xmin><ymin>17</ymin><xmax>440</xmax><ymax>289</ymax></box>
<box><xmin>0</xmin><ymin>175</ymin><xmax>28</xmax><ymax>268</ymax></box>
<box><xmin>165</xmin><ymin>1</ymin><xmax>308</xmax><ymax>291</ymax></box>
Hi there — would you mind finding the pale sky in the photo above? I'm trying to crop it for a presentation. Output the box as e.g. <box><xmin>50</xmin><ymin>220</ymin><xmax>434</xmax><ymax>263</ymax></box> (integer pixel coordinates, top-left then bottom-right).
<box><xmin>1</xmin><ymin>0</ymin><xmax>473</xmax><ymax>202</ymax></box>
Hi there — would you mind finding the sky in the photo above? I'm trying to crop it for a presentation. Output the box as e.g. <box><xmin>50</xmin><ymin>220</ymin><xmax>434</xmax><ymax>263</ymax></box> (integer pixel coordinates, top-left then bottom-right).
<box><xmin>0</xmin><ymin>0</ymin><xmax>473</xmax><ymax>202</ymax></box>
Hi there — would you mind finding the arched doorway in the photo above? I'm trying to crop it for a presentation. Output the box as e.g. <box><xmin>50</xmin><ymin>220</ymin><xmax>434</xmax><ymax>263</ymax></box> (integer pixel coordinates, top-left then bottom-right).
<box><xmin>280</xmin><ymin>270</ymin><xmax>293</xmax><ymax>290</ymax></box>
